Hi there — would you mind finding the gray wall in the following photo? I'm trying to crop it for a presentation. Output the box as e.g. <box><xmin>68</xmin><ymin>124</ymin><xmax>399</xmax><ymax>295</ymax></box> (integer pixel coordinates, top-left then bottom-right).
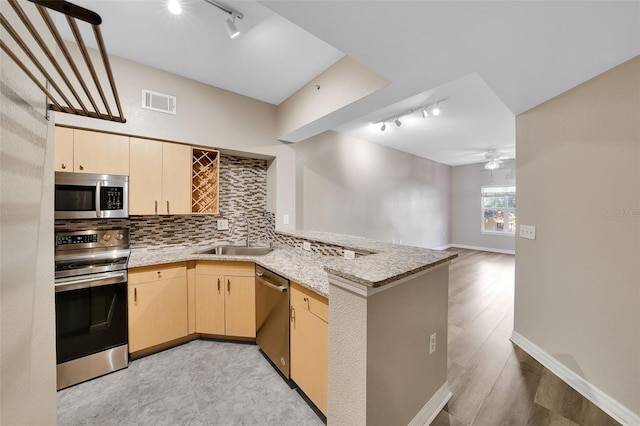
<box><xmin>1</xmin><ymin>1</ymin><xmax>57</xmax><ymax>423</ymax></box>
<box><xmin>452</xmin><ymin>160</ymin><xmax>516</xmax><ymax>253</ymax></box>
<box><xmin>515</xmin><ymin>56</ymin><xmax>639</xmax><ymax>418</ymax></box>
<box><xmin>296</xmin><ymin>131</ymin><xmax>451</xmax><ymax>248</ymax></box>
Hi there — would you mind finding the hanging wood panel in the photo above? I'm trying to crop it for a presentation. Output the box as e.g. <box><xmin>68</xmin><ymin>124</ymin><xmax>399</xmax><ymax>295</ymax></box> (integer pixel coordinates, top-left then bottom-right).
<box><xmin>0</xmin><ymin>0</ymin><xmax>126</xmax><ymax>123</ymax></box>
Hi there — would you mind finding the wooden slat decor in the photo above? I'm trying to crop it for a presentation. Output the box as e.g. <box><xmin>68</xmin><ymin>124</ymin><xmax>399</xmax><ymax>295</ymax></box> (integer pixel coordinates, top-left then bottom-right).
<box><xmin>0</xmin><ymin>0</ymin><xmax>126</xmax><ymax>123</ymax></box>
<box><xmin>191</xmin><ymin>148</ymin><xmax>220</xmax><ymax>214</ymax></box>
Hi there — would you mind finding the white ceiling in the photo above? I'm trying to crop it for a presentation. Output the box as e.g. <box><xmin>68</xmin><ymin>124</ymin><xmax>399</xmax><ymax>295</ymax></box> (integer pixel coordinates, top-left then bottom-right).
<box><xmin>56</xmin><ymin>0</ymin><xmax>344</xmax><ymax>105</ymax></box>
<box><xmin>57</xmin><ymin>1</ymin><xmax>640</xmax><ymax>166</ymax></box>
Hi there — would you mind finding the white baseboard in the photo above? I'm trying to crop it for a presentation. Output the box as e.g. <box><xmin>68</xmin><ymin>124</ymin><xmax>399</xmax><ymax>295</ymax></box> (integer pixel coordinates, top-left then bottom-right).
<box><xmin>511</xmin><ymin>331</ymin><xmax>639</xmax><ymax>426</ymax></box>
<box><xmin>451</xmin><ymin>244</ymin><xmax>515</xmax><ymax>255</ymax></box>
<box><xmin>408</xmin><ymin>381</ymin><xmax>452</xmax><ymax>426</ymax></box>
<box><xmin>432</xmin><ymin>244</ymin><xmax>453</xmax><ymax>250</ymax></box>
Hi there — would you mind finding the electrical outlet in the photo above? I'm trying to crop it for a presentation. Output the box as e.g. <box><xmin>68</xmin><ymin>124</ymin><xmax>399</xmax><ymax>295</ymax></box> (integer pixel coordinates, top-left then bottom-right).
<box><xmin>429</xmin><ymin>333</ymin><xmax>437</xmax><ymax>355</ymax></box>
<box><xmin>519</xmin><ymin>225</ymin><xmax>536</xmax><ymax>240</ymax></box>
<box><xmin>217</xmin><ymin>219</ymin><xmax>229</xmax><ymax>231</ymax></box>
<box><xmin>303</xmin><ymin>241</ymin><xmax>311</xmax><ymax>251</ymax></box>
<box><xmin>283</xmin><ymin>214</ymin><xmax>289</xmax><ymax>225</ymax></box>
<box><xmin>344</xmin><ymin>250</ymin><xmax>355</xmax><ymax>260</ymax></box>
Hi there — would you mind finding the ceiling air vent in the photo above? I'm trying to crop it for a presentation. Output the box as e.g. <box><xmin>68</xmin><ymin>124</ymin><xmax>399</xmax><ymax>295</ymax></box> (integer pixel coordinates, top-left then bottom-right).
<box><xmin>142</xmin><ymin>89</ymin><xmax>177</xmax><ymax>115</ymax></box>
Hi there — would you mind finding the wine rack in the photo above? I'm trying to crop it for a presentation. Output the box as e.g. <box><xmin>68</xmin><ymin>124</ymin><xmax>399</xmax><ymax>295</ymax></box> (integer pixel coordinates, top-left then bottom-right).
<box><xmin>191</xmin><ymin>148</ymin><xmax>220</xmax><ymax>214</ymax></box>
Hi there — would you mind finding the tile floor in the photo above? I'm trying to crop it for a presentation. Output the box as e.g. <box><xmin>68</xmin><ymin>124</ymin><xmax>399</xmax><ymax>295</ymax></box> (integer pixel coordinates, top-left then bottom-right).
<box><xmin>57</xmin><ymin>340</ymin><xmax>323</xmax><ymax>426</ymax></box>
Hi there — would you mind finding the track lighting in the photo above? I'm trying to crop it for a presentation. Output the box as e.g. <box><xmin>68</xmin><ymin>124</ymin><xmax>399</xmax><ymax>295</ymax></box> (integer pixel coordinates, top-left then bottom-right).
<box><xmin>168</xmin><ymin>0</ymin><xmax>182</xmax><ymax>15</ymax></box>
<box><xmin>225</xmin><ymin>12</ymin><xmax>240</xmax><ymax>39</ymax></box>
<box><xmin>204</xmin><ymin>0</ymin><xmax>244</xmax><ymax>39</ymax></box>
<box><xmin>374</xmin><ymin>97</ymin><xmax>448</xmax><ymax>131</ymax></box>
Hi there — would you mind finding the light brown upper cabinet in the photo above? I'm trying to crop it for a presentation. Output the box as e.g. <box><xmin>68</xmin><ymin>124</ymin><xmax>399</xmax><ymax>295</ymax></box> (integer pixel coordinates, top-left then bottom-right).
<box><xmin>54</xmin><ymin>127</ymin><xmax>74</xmax><ymax>172</ymax></box>
<box><xmin>129</xmin><ymin>137</ymin><xmax>191</xmax><ymax>215</ymax></box>
<box><xmin>55</xmin><ymin>127</ymin><xmax>129</xmax><ymax>175</ymax></box>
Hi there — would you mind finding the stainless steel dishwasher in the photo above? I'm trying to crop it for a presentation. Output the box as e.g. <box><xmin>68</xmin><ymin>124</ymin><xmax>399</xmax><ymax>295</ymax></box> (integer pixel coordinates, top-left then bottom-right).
<box><xmin>255</xmin><ymin>265</ymin><xmax>290</xmax><ymax>379</ymax></box>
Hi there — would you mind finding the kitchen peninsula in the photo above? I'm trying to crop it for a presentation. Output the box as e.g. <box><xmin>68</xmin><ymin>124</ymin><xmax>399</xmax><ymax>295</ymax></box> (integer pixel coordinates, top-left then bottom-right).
<box><xmin>130</xmin><ymin>229</ymin><xmax>457</xmax><ymax>426</ymax></box>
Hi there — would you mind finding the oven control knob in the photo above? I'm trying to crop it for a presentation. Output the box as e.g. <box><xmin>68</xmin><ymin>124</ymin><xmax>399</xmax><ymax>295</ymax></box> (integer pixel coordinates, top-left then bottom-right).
<box><xmin>102</xmin><ymin>234</ymin><xmax>112</xmax><ymax>242</ymax></box>
<box><xmin>116</xmin><ymin>233</ymin><xmax>124</xmax><ymax>241</ymax></box>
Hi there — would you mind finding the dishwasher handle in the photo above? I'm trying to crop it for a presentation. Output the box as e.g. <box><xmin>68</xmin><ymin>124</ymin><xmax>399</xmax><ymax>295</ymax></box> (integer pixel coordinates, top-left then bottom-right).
<box><xmin>256</xmin><ymin>274</ymin><xmax>288</xmax><ymax>293</ymax></box>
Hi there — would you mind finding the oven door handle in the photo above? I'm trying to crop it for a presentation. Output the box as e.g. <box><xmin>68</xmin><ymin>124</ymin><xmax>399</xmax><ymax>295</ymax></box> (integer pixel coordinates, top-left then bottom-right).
<box><xmin>55</xmin><ymin>271</ymin><xmax>127</xmax><ymax>292</ymax></box>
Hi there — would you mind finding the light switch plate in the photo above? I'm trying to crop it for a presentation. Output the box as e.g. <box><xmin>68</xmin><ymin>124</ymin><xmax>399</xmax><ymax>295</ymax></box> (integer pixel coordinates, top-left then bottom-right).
<box><xmin>519</xmin><ymin>225</ymin><xmax>536</xmax><ymax>240</ymax></box>
<box><xmin>217</xmin><ymin>219</ymin><xmax>229</xmax><ymax>231</ymax></box>
<box><xmin>283</xmin><ymin>214</ymin><xmax>289</xmax><ymax>225</ymax></box>
<box><xmin>344</xmin><ymin>250</ymin><xmax>355</xmax><ymax>260</ymax></box>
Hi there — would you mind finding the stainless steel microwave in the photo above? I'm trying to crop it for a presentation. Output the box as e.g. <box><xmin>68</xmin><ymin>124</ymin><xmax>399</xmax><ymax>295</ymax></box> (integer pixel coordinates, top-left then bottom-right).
<box><xmin>55</xmin><ymin>172</ymin><xmax>128</xmax><ymax>219</ymax></box>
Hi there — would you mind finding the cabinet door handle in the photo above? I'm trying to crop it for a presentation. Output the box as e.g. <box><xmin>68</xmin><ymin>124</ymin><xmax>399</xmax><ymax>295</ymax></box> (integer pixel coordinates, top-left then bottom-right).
<box><xmin>79</xmin><ymin>164</ymin><xmax>84</xmax><ymax>170</ymax></box>
<box><xmin>61</xmin><ymin>163</ymin><xmax>67</xmax><ymax>169</ymax></box>
<box><xmin>217</xmin><ymin>278</ymin><xmax>220</xmax><ymax>292</ymax></box>
<box><xmin>134</xmin><ymin>287</ymin><xmax>137</xmax><ymax>303</ymax></box>
<box><xmin>290</xmin><ymin>306</ymin><xmax>295</xmax><ymax>324</ymax></box>
<box><xmin>227</xmin><ymin>279</ymin><xmax>230</xmax><ymax>293</ymax></box>
<box><xmin>155</xmin><ymin>200</ymin><xmax>158</xmax><ymax>214</ymax></box>
<box><xmin>166</xmin><ymin>200</ymin><xmax>170</xmax><ymax>215</ymax></box>
<box><xmin>303</xmin><ymin>296</ymin><xmax>310</xmax><ymax>309</ymax></box>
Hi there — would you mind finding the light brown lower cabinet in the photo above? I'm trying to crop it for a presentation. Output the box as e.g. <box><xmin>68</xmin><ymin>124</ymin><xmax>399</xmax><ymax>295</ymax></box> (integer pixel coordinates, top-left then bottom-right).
<box><xmin>290</xmin><ymin>282</ymin><xmax>328</xmax><ymax>415</ymax></box>
<box><xmin>128</xmin><ymin>263</ymin><xmax>188</xmax><ymax>353</ymax></box>
<box><xmin>195</xmin><ymin>261</ymin><xmax>256</xmax><ymax>338</ymax></box>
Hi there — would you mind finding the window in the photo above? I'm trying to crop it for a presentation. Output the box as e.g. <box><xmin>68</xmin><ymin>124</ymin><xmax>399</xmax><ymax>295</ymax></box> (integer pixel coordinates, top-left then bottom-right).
<box><xmin>481</xmin><ymin>186</ymin><xmax>516</xmax><ymax>234</ymax></box>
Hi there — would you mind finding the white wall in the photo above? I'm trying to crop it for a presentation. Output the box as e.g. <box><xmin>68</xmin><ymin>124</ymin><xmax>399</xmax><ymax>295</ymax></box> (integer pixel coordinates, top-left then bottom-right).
<box><xmin>452</xmin><ymin>160</ymin><xmax>515</xmax><ymax>253</ymax></box>
<box><xmin>515</xmin><ymin>56</ymin><xmax>639</xmax><ymax>420</ymax></box>
<box><xmin>295</xmin><ymin>131</ymin><xmax>451</xmax><ymax>248</ymax></box>
<box><xmin>0</xmin><ymin>1</ymin><xmax>57</xmax><ymax>423</ymax></box>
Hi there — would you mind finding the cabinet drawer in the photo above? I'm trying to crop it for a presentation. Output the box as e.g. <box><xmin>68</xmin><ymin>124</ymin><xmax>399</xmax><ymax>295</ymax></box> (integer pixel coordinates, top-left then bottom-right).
<box><xmin>291</xmin><ymin>282</ymin><xmax>328</xmax><ymax>323</ymax></box>
<box><xmin>129</xmin><ymin>263</ymin><xmax>186</xmax><ymax>285</ymax></box>
<box><xmin>196</xmin><ymin>261</ymin><xmax>254</xmax><ymax>277</ymax></box>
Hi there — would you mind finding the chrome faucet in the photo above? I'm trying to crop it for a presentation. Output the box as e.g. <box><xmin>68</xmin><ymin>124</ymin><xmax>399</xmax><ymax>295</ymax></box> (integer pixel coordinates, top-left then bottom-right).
<box><xmin>232</xmin><ymin>215</ymin><xmax>250</xmax><ymax>247</ymax></box>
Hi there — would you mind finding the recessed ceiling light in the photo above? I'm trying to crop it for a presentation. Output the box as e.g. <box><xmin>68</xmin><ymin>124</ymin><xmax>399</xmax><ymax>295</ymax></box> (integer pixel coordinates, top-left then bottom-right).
<box><xmin>168</xmin><ymin>0</ymin><xmax>182</xmax><ymax>15</ymax></box>
<box><xmin>431</xmin><ymin>103</ymin><xmax>441</xmax><ymax>116</ymax></box>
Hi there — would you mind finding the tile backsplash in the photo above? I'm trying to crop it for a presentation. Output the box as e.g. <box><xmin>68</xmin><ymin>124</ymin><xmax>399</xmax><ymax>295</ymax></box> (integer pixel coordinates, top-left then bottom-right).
<box><xmin>55</xmin><ymin>153</ymin><xmax>371</xmax><ymax>258</ymax></box>
<box><xmin>55</xmin><ymin>154</ymin><xmax>269</xmax><ymax>248</ymax></box>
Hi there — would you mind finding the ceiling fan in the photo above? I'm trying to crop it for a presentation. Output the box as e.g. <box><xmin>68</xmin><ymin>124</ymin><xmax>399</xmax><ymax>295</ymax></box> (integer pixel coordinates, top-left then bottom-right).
<box><xmin>484</xmin><ymin>149</ymin><xmax>508</xmax><ymax>170</ymax></box>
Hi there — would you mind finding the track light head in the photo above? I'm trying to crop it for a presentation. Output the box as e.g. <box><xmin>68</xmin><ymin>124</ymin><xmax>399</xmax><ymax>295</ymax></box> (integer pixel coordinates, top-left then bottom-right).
<box><xmin>226</xmin><ymin>13</ymin><xmax>240</xmax><ymax>38</ymax></box>
<box><xmin>380</xmin><ymin>122</ymin><xmax>386</xmax><ymax>131</ymax></box>
<box><xmin>394</xmin><ymin>118</ymin><xmax>402</xmax><ymax>127</ymax></box>
<box><xmin>431</xmin><ymin>103</ymin><xmax>441</xmax><ymax>116</ymax></box>
<box><xmin>421</xmin><ymin>108</ymin><xmax>429</xmax><ymax>118</ymax></box>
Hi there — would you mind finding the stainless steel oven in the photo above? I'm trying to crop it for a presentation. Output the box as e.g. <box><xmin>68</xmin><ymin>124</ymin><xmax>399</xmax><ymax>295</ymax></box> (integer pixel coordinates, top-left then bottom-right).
<box><xmin>55</xmin><ymin>172</ymin><xmax>128</xmax><ymax>220</ymax></box>
<box><xmin>54</xmin><ymin>229</ymin><xmax>130</xmax><ymax>390</ymax></box>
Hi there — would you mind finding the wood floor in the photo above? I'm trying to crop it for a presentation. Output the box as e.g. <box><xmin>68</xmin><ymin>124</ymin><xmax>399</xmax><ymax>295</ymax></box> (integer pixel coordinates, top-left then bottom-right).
<box><xmin>432</xmin><ymin>248</ymin><xmax>620</xmax><ymax>426</ymax></box>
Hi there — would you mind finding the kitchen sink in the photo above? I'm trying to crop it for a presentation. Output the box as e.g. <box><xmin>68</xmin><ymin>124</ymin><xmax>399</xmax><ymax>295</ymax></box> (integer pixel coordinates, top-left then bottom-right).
<box><xmin>198</xmin><ymin>245</ymin><xmax>273</xmax><ymax>256</ymax></box>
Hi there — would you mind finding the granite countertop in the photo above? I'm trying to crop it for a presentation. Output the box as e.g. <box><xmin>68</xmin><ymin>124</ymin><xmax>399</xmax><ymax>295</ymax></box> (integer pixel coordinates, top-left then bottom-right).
<box><xmin>128</xmin><ymin>230</ymin><xmax>457</xmax><ymax>298</ymax></box>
